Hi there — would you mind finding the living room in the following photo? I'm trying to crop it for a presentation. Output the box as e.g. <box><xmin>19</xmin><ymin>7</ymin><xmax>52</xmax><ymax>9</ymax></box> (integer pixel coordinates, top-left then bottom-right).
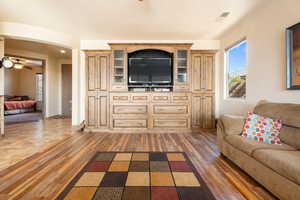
<box><xmin>0</xmin><ymin>0</ymin><xmax>299</xmax><ymax>200</ymax></box>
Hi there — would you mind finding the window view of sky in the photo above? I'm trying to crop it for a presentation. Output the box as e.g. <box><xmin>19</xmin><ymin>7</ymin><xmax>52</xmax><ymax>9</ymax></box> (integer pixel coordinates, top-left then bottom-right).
<box><xmin>227</xmin><ymin>40</ymin><xmax>247</xmax><ymax>98</ymax></box>
<box><xmin>228</xmin><ymin>41</ymin><xmax>247</xmax><ymax>76</ymax></box>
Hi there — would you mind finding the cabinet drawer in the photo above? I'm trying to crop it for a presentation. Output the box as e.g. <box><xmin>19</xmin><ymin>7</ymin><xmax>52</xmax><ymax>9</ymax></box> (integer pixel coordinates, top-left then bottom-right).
<box><xmin>111</xmin><ymin>93</ymin><xmax>130</xmax><ymax>102</ymax></box>
<box><xmin>111</xmin><ymin>85</ymin><xmax>127</xmax><ymax>91</ymax></box>
<box><xmin>113</xmin><ymin>105</ymin><xmax>148</xmax><ymax>114</ymax></box>
<box><xmin>113</xmin><ymin>119</ymin><xmax>147</xmax><ymax>128</ymax></box>
<box><xmin>132</xmin><ymin>95</ymin><xmax>149</xmax><ymax>102</ymax></box>
<box><xmin>172</xmin><ymin>94</ymin><xmax>190</xmax><ymax>102</ymax></box>
<box><xmin>153</xmin><ymin>119</ymin><xmax>188</xmax><ymax>128</ymax></box>
<box><xmin>153</xmin><ymin>105</ymin><xmax>188</xmax><ymax>114</ymax></box>
<box><xmin>174</xmin><ymin>85</ymin><xmax>189</xmax><ymax>91</ymax></box>
<box><xmin>152</xmin><ymin>94</ymin><xmax>170</xmax><ymax>103</ymax></box>
<box><xmin>112</xmin><ymin>96</ymin><xmax>129</xmax><ymax>101</ymax></box>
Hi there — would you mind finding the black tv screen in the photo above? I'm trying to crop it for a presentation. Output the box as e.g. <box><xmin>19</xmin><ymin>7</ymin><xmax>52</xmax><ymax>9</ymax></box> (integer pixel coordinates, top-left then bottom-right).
<box><xmin>128</xmin><ymin>50</ymin><xmax>173</xmax><ymax>85</ymax></box>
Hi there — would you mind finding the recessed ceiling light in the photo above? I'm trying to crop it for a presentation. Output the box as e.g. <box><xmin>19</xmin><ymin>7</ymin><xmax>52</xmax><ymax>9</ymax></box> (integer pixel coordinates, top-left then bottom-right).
<box><xmin>60</xmin><ymin>50</ymin><xmax>66</xmax><ymax>54</ymax></box>
<box><xmin>220</xmin><ymin>12</ymin><xmax>230</xmax><ymax>18</ymax></box>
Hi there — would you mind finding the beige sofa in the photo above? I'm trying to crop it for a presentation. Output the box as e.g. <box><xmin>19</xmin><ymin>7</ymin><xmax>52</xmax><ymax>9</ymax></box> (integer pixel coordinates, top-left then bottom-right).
<box><xmin>217</xmin><ymin>100</ymin><xmax>300</xmax><ymax>200</ymax></box>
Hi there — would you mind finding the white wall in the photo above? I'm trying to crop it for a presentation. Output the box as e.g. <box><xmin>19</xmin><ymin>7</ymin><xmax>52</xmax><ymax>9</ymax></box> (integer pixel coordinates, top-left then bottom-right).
<box><xmin>217</xmin><ymin>0</ymin><xmax>300</xmax><ymax>117</ymax></box>
<box><xmin>5</xmin><ymin>48</ymin><xmax>62</xmax><ymax>117</ymax></box>
<box><xmin>5</xmin><ymin>67</ymin><xmax>40</xmax><ymax>98</ymax></box>
<box><xmin>19</xmin><ymin>67</ymin><xmax>43</xmax><ymax>99</ymax></box>
<box><xmin>4</xmin><ymin>67</ymin><xmax>43</xmax><ymax>99</ymax></box>
<box><xmin>0</xmin><ymin>38</ymin><xmax>4</xmax><ymax>95</ymax></box>
<box><xmin>80</xmin><ymin>40</ymin><xmax>220</xmax><ymax>50</ymax></box>
<box><xmin>4</xmin><ymin>69</ymin><xmax>19</xmax><ymax>96</ymax></box>
<box><xmin>0</xmin><ymin>22</ymin><xmax>76</xmax><ymax>48</ymax></box>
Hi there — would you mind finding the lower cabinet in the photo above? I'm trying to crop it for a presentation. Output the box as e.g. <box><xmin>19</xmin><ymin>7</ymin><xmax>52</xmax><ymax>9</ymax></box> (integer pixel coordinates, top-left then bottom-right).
<box><xmin>86</xmin><ymin>92</ymin><xmax>215</xmax><ymax>132</ymax></box>
<box><xmin>191</xmin><ymin>93</ymin><xmax>215</xmax><ymax>129</ymax></box>
<box><xmin>86</xmin><ymin>92</ymin><xmax>109</xmax><ymax>129</ymax></box>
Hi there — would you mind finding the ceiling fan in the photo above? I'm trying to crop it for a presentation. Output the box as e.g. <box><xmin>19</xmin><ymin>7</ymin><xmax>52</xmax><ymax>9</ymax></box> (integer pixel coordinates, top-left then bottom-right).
<box><xmin>9</xmin><ymin>57</ymin><xmax>33</xmax><ymax>70</ymax></box>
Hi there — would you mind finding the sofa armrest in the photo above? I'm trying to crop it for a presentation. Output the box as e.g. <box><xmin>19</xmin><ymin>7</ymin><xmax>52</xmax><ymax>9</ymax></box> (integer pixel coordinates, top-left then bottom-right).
<box><xmin>218</xmin><ymin>114</ymin><xmax>245</xmax><ymax>137</ymax></box>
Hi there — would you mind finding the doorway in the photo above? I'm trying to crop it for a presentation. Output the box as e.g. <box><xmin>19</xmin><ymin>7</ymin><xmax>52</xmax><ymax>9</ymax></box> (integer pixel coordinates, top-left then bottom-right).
<box><xmin>61</xmin><ymin>64</ymin><xmax>72</xmax><ymax>117</ymax></box>
<box><xmin>4</xmin><ymin>55</ymin><xmax>45</xmax><ymax>124</ymax></box>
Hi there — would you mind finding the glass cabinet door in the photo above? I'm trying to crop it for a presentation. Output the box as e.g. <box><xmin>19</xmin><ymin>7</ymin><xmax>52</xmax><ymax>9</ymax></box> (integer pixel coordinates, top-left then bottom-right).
<box><xmin>113</xmin><ymin>50</ymin><xmax>125</xmax><ymax>83</ymax></box>
<box><xmin>177</xmin><ymin>50</ymin><xmax>188</xmax><ymax>83</ymax></box>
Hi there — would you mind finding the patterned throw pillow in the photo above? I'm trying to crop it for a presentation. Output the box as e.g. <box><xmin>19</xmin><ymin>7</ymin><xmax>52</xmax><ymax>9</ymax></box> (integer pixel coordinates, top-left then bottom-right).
<box><xmin>241</xmin><ymin>112</ymin><xmax>282</xmax><ymax>145</ymax></box>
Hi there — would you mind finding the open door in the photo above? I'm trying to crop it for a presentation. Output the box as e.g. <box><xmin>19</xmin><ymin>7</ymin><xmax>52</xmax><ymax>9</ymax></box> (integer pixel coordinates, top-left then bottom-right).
<box><xmin>0</xmin><ymin>37</ymin><xmax>5</xmax><ymax>136</ymax></box>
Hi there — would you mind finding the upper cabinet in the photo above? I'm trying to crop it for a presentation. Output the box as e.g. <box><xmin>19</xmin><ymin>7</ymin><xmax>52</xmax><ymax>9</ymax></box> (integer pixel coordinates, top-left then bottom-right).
<box><xmin>191</xmin><ymin>52</ymin><xmax>214</xmax><ymax>93</ymax></box>
<box><xmin>176</xmin><ymin>50</ymin><xmax>188</xmax><ymax>83</ymax></box>
<box><xmin>174</xmin><ymin>49</ymin><xmax>190</xmax><ymax>91</ymax></box>
<box><xmin>111</xmin><ymin>49</ymin><xmax>127</xmax><ymax>91</ymax></box>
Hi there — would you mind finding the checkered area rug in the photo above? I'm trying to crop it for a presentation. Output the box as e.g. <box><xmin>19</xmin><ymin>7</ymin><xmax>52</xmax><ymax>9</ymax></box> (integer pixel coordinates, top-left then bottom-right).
<box><xmin>57</xmin><ymin>152</ymin><xmax>216</xmax><ymax>200</ymax></box>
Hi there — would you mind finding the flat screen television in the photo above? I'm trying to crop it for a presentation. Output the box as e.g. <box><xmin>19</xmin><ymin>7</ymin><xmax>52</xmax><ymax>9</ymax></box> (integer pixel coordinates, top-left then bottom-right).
<box><xmin>128</xmin><ymin>49</ymin><xmax>173</xmax><ymax>85</ymax></box>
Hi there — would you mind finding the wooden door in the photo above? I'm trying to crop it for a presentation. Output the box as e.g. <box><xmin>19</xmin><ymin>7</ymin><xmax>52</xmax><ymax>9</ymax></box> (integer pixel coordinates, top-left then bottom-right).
<box><xmin>191</xmin><ymin>94</ymin><xmax>202</xmax><ymax>128</ymax></box>
<box><xmin>202</xmin><ymin>54</ymin><xmax>214</xmax><ymax>92</ymax></box>
<box><xmin>86</xmin><ymin>53</ymin><xmax>110</xmax><ymax>129</ymax></box>
<box><xmin>86</xmin><ymin>55</ymin><xmax>99</xmax><ymax>128</ymax></box>
<box><xmin>192</xmin><ymin>53</ymin><xmax>214</xmax><ymax>92</ymax></box>
<box><xmin>192</xmin><ymin>54</ymin><xmax>202</xmax><ymax>92</ymax></box>
<box><xmin>62</xmin><ymin>64</ymin><xmax>72</xmax><ymax>117</ymax></box>
<box><xmin>191</xmin><ymin>94</ymin><xmax>214</xmax><ymax>128</ymax></box>
<box><xmin>201</xmin><ymin>94</ymin><xmax>215</xmax><ymax>128</ymax></box>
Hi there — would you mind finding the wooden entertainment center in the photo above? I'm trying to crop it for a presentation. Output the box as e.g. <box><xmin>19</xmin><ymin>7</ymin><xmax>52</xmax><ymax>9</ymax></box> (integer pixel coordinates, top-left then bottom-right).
<box><xmin>85</xmin><ymin>43</ymin><xmax>215</xmax><ymax>133</ymax></box>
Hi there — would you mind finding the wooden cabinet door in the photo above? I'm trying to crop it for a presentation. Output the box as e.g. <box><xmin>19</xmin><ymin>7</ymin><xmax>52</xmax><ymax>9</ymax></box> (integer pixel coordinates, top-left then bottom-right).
<box><xmin>191</xmin><ymin>94</ymin><xmax>202</xmax><ymax>128</ymax></box>
<box><xmin>201</xmin><ymin>94</ymin><xmax>215</xmax><ymax>128</ymax></box>
<box><xmin>97</xmin><ymin>93</ymin><xmax>109</xmax><ymax>128</ymax></box>
<box><xmin>86</xmin><ymin>53</ymin><xmax>110</xmax><ymax>129</ymax></box>
<box><xmin>192</xmin><ymin>54</ymin><xmax>202</xmax><ymax>92</ymax></box>
<box><xmin>191</xmin><ymin>94</ymin><xmax>215</xmax><ymax>128</ymax></box>
<box><xmin>86</xmin><ymin>55</ymin><xmax>99</xmax><ymax>128</ymax></box>
<box><xmin>191</xmin><ymin>53</ymin><xmax>214</xmax><ymax>92</ymax></box>
<box><xmin>202</xmin><ymin>54</ymin><xmax>214</xmax><ymax>92</ymax></box>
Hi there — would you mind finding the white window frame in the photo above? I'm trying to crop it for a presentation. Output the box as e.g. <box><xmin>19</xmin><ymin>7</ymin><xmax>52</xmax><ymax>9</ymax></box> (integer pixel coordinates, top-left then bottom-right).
<box><xmin>224</xmin><ymin>39</ymin><xmax>247</xmax><ymax>100</ymax></box>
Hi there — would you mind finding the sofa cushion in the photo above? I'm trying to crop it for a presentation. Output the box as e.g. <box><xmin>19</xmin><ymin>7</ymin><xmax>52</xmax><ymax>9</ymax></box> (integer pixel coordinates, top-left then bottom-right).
<box><xmin>225</xmin><ymin>135</ymin><xmax>296</xmax><ymax>156</ymax></box>
<box><xmin>219</xmin><ymin>114</ymin><xmax>245</xmax><ymax>136</ymax></box>
<box><xmin>254</xmin><ymin>100</ymin><xmax>300</xmax><ymax>128</ymax></box>
<box><xmin>279</xmin><ymin>126</ymin><xmax>300</xmax><ymax>150</ymax></box>
<box><xmin>253</xmin><ymin>149</ymin><xmax>300</xmax><ymax>185</ymax></box>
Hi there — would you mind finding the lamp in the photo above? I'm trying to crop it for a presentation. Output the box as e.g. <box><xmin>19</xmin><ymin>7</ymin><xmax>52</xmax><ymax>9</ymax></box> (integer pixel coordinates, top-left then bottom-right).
<box><xmin>0</xmin><ymin>57</ymin><xmax>14</xmax><ymax>69</ymax></box>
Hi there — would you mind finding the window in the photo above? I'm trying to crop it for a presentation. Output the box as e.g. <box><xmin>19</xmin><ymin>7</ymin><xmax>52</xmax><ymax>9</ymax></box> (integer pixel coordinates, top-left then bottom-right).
<box><xmin>225</xmin><ymin>40</ymin><xmax>247</xmax><ymax>98</ymax></box>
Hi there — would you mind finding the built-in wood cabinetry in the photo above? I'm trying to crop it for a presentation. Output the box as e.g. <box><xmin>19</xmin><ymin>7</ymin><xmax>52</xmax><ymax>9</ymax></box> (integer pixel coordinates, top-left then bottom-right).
<box><xmin>85</xmin><ymin>44</ymin><xmax>216</xmax><ymax>133</ymax></box>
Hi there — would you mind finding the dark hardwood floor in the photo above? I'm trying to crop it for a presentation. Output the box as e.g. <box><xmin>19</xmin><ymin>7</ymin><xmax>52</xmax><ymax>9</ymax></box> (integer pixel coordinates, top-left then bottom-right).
<box><xmin>0</xmin><ymin>119</ymin><xmax>276</xmax><ymax>200</ymax></box>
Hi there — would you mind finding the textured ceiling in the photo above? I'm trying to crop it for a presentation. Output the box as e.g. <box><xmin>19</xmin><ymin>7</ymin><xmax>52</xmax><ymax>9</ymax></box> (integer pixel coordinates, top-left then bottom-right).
<box><xmin>0</xmin><ymin>0</ymin><xmax>264</xmax><ymax>40</ymax></box>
